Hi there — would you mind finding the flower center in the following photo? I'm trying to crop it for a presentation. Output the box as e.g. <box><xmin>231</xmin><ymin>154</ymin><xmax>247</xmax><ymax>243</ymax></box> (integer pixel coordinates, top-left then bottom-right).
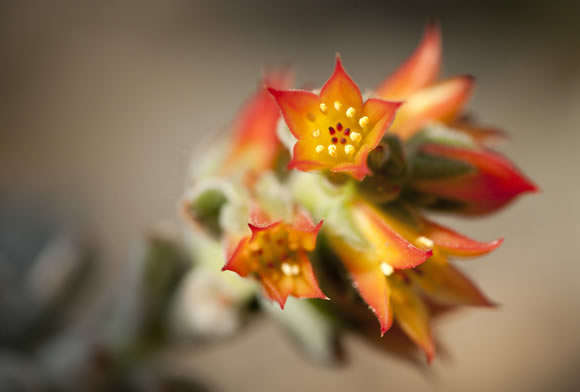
<box><xmin>246</xmin><ymin>224</ymin><xmax>302</xmax><ymax>278</ymax></box>
<box><xmin>309</xmin><ymin>100</ymin><xmax>369</xmax><ymax>161</ymax></box>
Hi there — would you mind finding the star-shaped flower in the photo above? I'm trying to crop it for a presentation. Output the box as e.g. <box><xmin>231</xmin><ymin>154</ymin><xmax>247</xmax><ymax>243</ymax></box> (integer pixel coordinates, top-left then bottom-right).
<box><xmin>223</xmin><ymin>209</ymin><xmax>327</xmax><ymax>309</ymax></box>
<box><xmin>269</xmin><ymin>57</ymin><xmax>401</xmax><ymax>181</ymax></box>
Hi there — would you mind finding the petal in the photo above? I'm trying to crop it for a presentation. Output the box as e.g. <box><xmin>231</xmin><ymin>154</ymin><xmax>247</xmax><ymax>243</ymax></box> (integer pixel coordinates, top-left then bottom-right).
<box><xmin>351</xmin><ymin>201</ymin><xmax>433</xmax><ymax>269</ymax></box>
<box><xmin>419</xmin><ymin>216</ymin><xmax>503</xmax><ymax>257</ymax></box>
<box><xmin>320</xmin><ymin>56</ymin><xmax>363</xmax><ymax>110</ymax></box>
<box><xmin>390</xmin><ymin>76</ymin><xmax>475</xmax><ymax>140</ymax></box>
<box><xmin>290</xmin><ymin>211</ymin><xmax>323</xmax><ymax>251</ymax></box>
<box><xmin>222</xmin><ymin>236</ymin><xmax>252</xmax><ymax>276</ymax></box>
<box><xmin>260</xmin><ymin>252</ymin><xmax>327</xmax><ymax>309</ymax></box>
<box><xmin>268</xmin><ymin>88</ymin><xmax>321</xmax><ymax>140</ymax></box>
<box><xmin>389</xmin><ymin>275</ymin><xmax>436</xmax><ymax>362</ymax></box>
<box><xmin>411</xmin><ymin>260</ymin><xmax>495</xmax><ymax>307</ymax></box>
<box><xmin>329</xmin><ymin>151</ymin><xmax>373</xmax><ymax>181</ymax></box>
<box><xmin>362</xmin><ymin>98</ymin><xmax>403</xmax><ymax>148</ymax></box>
<box><xmin>375</xmin><ymin>22</ymin><xmax>442</xmax><ymax>100</ymax></box>
<box><xmin>223</xmin><ymin>69</ymin><xmax>293</xmax><ymax>173</ymax></box>
<box><xmin>412</xmin><ymin>144</ymin><xmax>539</xmax><ymax>214</ymax></box>
<box><xmin>293</xmin><ymin>251</ymin><xmax>328</xmax><ymax>300</ymax></box>
<box><xmin>329</xmin><ymin>235</ymin><xmax>393</xmax><ymax>335</ymax></box>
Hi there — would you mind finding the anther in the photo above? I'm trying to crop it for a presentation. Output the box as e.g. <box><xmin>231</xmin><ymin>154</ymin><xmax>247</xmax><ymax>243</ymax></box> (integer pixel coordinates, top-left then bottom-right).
<box><xmin>344</xmin><ymin>128</ymin><xmax>350</xmax><ymax>135</ymax></box>
<box><xmin>320</xmin><ymin>103</ymin><xmax>328</xmax><ymax>113</ymax></box>
<box><xmin>290</xmin><ymin>264</ymin><xmax>300</xmax><ymax>275</ymax></box>
<box><xmin>350</xmin><ymin>132</ymin><xmax>361</xmax><ymax>142</ymax></box>
<box><xmin>334</xmin><ymin>101</ymin><xmax>342</xmax><ymax>111</ymax></box>
<box><xmin>359</xmin><ymin>116</ymin><xmax>369</xmax><ymax>128</ymax></box>
<box><xmin>331</xmin><ymin>137</ymin><xmax>338</xmax><ymax>143</ymax></box>
<box><xmin>328</xmin><ymin>145</ymin><xmax>337</xmax><ymax>157</ymax></box>
<box><xmin>337</xmin><ymin>123</ymin><xmax>343</xmax><ymax>131</ymax></box>
<box><xmin>344</xmin><ymin>144</ymin><xmax>355</xmax><ymax>155</ymax></box>
<box><xmin>312</xmin><ymin>129</ymin><xmax>320</xmax><ymax>138</ymax></box>
<box><xmin>346</xmin><ymin>107</ymin><xmax>356</xmax><ymax>118</ymax></box>
<box><xmin>315</xmin><ymin>145</ymin><xmax>324</xmax><ymax>153</ymax></box>
<box><xmin>281</xmin><ymin>262</ymin><xmax>293</xmax><ymax>276</ymax></box>
<box><xmin>340</xmin><ymin>138</ymin><xmax>346</xmax><ymax>144</ymax></box>
<box><xmin>416</xmin><ymin>236</ymin><xmax>434</xmax><ymax>248</ymax></box>
<box><xmin>380</xmin><ymin>262</ymin><xmax>394</xmax><ymax>276</ymax></box>
<box><xmin>329</xmin><ymin>127</ymin><xmax>335</xmax><ymax>135</ymax></box>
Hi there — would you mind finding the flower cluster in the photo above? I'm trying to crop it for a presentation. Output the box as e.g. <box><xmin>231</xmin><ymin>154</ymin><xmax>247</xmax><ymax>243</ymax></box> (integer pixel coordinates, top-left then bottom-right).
<box><xmin>182</xmin><ymin>23</ymin><xmax>536</xmax><ymax>364</ymax></box>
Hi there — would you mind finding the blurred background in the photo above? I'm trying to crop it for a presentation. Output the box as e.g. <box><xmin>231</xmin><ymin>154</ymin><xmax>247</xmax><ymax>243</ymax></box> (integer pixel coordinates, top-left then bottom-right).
<box><xmin>1</xmin><ymin>1</ymin><xmax>579</xmax><ymax>391</ymax></box>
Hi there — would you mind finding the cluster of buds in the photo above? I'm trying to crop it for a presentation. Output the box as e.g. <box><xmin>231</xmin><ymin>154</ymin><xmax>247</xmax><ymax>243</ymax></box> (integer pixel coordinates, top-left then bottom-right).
<box><xmin>182</xmin><ymin>23</ymin><xmax>536</xmax><ymax>364</ymax></box>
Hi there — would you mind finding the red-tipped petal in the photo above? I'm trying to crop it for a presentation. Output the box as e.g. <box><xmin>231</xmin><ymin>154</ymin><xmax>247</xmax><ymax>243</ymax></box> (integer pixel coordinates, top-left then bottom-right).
<box><xmin>390</xmin><ymin>76</ymin><xmax>475</xmax><ymax>140</ymax></box>
<box><xmin>413</xmin><ymin>144</ymin><xmax>539</xmax><ymax>214</ymax></box>
<box><xmin>411</xmin><ymin>260</ymin><xmax>496</xmax><ymax>307</ymax></box>
<box><xmin>362</xmin><ymin>98</ymin><xmax>403</xmax><ymax>147</ymax></box>
<box><xmin>420</xmin><ymin>217</ymin><xmax>503</xmax><ymax>257</ymax></box>
<box><xmin>351</xmin><ymin>201</ymin><xmax>433</xmax><ymax>270</ymax></box>
<box><xmin>222</xmin><ymin>70</ymin><xmax>293</xmax><ymax>173</ymax></box>
<box><xmin>389</xmin><ymin>276</ymin><xmax>436</xmax><ymax>362</ymax></box>
<box><xmin>268</xmin><ymin>88</ymin><xmax>321</xmax><ymax>140</ymax></box>
<box><xmin>375</xmin><ymin>22</ymin><xmax>442</xmax><ymax>100</ymax></box>
<box><xmin>320</xmin><ymin>56</ymin><xmax>363</xmax><ymax>110</ymax></box>
<box><xmin>292</xmin><ymin>251</ymin><xmax>328</xmax><ymax>300</ymax></box>
<box><xmin>330</xmin><ymin>235</ymin><xmax>393</xmax><ymax>335</ymax></box>
<box><xmin>290</xmin><ymin>211</ymin><xmax>323</xmax><ymax>251</ymax></box>
<box><xmin>222</xmin><ymin>236</ymin><xmax>252</xmax><ymax>276</ymax></box>
<box><xmin>260</xmin><ymin>251</ymin><xmax>327</xmax><ymax>309</ymax></box>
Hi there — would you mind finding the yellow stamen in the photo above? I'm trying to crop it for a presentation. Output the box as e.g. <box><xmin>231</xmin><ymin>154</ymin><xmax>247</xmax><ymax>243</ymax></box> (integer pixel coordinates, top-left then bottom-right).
<box><xmin>315</xmin><ymin>145</ymin><xmax>324</xmax><ymax>153</ymax></box>
<box><xmin>416</xmin><ymin>236</ymin><xmax>434</xmax><ymax>248</ymax></box>
<box><xmin>291</xmin><ymin>264</ymin><xmax>300</xmax><ymax>275</ymax></box>
<box><xmin>350</xmin><ymin>132</ymin><xmax>361</xmax><ymax>142</ymax></box>
<box><xmin>380</xmin><ymin>262</ymin><xmax>394</xmax><ymax>276</ymax></box>
<box><xmin>346</xmin><ymin>107</ymin><xmax>356</xmax><ymax>118</ymax></box>
<box><xmin>328</xmin><ymin>145</ymin><xmax>337</xmax><ymax>157</ymax></box>
<box><xmin>319</xmin><ymin>103</ymin><xmax>327</xmax><ymax>113</ymax></box>
<box><xmin>334</xmin><ymin>101</ymin><xmax>342</xmax><ymax>111</ymax></box>
<box><xmin>344</xmin><ymin>144</ymin><xmax>355</xmax><ymax>155</ymax></box>
<box><xmin>312</xmin><ymin>129</ymin><xmax>320</xmax><ymax>138</ymax></box>
<box><xmin>281</xmin><ymin>262</ymin><xmax>293</xmax><ymax>276</ymax></box>
<box><xmin>359</xmin><ymin>116</ymin><xmax>369</xmax><ymax>128</ymax></box>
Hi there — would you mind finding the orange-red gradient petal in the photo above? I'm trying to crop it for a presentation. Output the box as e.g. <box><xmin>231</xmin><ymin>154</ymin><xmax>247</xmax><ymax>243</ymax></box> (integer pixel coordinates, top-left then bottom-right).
<box><xmin>412</xmin><ymin>144</ymin><xmax>539</xmax><ymax>214</ymax></box>
<box><xmin>420</xmin><ymin>217</ymin><xmax>503</xmax><ymax>257</ymax></box>
<box><xmin>390</xmin><ymin>76</ymin><xmax>474</xmax><ymax>140</ymax></box>
<box><xmin>320</xmin><ymin>56</ymin><xmax>363</xmax><ymax>110</ymax></box>
<box><xmin>375</xmin><ymin>22</ymin><xmax>442</xmax><ymax>100</ymax></box>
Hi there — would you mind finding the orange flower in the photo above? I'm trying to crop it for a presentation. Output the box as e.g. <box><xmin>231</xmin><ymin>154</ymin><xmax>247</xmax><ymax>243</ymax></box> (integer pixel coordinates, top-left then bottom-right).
<box><xmin>269</xmin><ymin>57</ymin><xmax>401</xmax><ymax>180</ymax></box>
<box><xmin>329</xmin><ymin>200</ymin><xmax>500</xmax><ymax>362</ymax></box>
<box><xmin>223</xmin><ymin>209</ymin><xmax>327</xmax><ymax>309</ymax></box>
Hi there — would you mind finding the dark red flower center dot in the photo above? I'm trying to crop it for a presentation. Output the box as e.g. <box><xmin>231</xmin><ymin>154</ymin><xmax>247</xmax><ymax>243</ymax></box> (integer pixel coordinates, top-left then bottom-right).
<box><xmin>344</xmin><ymin>128</ymin><xmax>351</xmax><ymax>136</ymax></box>
<box><xmin>331</xmin><ymin>137</ymin><xmax>338</xmax><ymax>143</ymax></box>
<box><xmin>329</xmin><ymin>127</ymin><xmax>335</xmax><ymax>135</ymax></box>
<box><xmin>340</xmin><ymin>138</ymin><xmax>346</xmax><ymax>144</ymax></box>
<box><xmin>337</xmin><ymin>122</ymin><xmax>343</xmax><ymax>131</ymax></box>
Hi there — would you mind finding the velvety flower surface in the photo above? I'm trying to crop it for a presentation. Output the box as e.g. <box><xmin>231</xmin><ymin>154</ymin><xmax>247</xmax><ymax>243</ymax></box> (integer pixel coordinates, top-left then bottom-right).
<box><xmin>269</xmin><ymin>57</ymin><xmax>401</xmax><ymax>180</ymax></box>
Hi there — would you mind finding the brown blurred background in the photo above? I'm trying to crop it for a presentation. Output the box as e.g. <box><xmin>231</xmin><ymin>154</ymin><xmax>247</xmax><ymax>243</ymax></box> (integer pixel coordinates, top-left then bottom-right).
<box><xmin>1</xmin><ymin>1</ymin><xmax>579</xmax><ymax>391</ymax></box>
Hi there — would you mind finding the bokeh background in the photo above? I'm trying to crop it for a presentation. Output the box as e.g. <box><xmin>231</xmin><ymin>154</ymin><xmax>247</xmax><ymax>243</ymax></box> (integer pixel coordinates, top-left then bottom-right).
<box><xmin>1</xmin><ymin>1</ymin><xmax>579</xmax><ymax>391</ymax></box>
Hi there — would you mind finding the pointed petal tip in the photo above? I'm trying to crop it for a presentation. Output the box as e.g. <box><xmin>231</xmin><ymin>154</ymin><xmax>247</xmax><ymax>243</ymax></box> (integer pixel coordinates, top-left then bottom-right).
<box><xmin>379</xmin><ymin>319</ymin><xmax>393</xmax><ymax>337</ymax></box>
<box><xmin>267</xmin><ymin>86</ymin><xmax>281</xmax><ymax>98</ymax></box>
